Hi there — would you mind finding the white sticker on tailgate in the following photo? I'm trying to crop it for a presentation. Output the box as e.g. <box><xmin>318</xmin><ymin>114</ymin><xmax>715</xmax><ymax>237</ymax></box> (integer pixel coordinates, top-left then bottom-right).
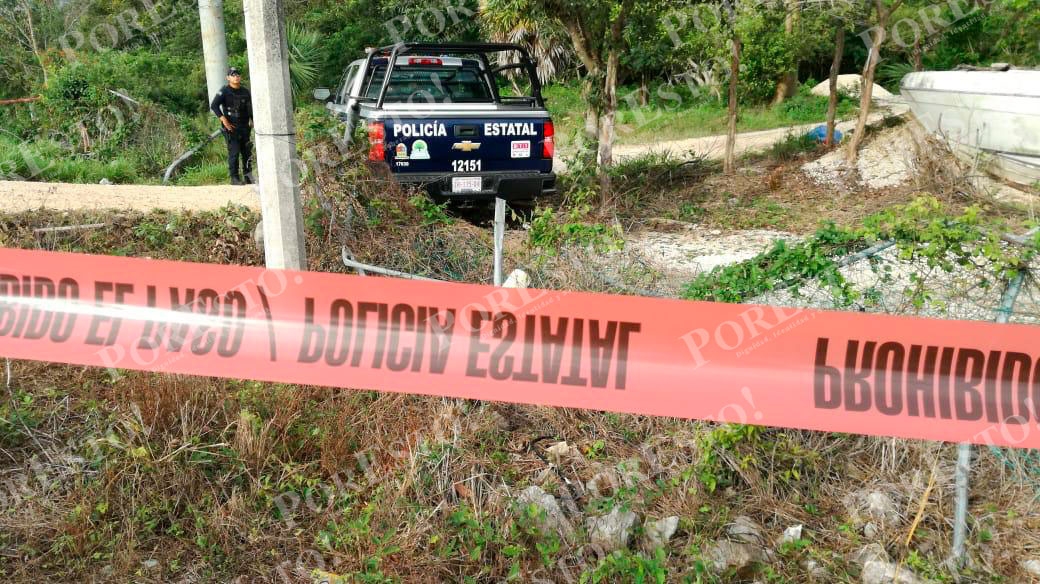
<box><xmin>511</xmin><ymin>141</ymin><xmax>531</xmax><ymax>159</ymax></box>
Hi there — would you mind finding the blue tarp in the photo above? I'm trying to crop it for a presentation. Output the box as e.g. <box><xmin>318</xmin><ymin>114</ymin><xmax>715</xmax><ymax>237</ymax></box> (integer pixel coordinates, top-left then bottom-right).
<box><xmin>807</xmin><ymin>124</ymin><xmax>842</xmax><ymax>143</ymax></box>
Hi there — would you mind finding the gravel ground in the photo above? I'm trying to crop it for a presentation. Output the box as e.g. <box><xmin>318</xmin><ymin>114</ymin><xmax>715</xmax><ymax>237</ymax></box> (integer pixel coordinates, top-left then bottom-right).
<box><xmin>802</xmin><ymin>125</ymin><xmax>916</xmax><ymax>190</ymax></box>
<box><xmin>756</xmin><ymin>244</ymin><xmax>1040</xmax><ymax>325</ymax></box>
<box><xmin>606</xmin><ymin>225</ymin><xmax>796</xmax><ymax>294</ymax></box>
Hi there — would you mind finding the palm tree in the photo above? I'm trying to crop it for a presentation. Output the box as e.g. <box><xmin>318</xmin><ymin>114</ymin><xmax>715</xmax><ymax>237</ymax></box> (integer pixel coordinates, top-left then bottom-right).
<box><xmin>478</xmin><ymin>1</ymin><xmax>573</xmax><ymax>86</ymax></box>
<box><xmin>286</xmin><ymin>22</ymin><xmax>321</xmax><ymax>99</ymax></box>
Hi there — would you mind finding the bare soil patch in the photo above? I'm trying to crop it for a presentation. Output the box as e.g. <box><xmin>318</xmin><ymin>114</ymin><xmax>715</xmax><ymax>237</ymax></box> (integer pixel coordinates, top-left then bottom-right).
<box><xmin>0</xmin><ymin>180</ymin><xmax>260</xmax><ymax>212</ymax></box>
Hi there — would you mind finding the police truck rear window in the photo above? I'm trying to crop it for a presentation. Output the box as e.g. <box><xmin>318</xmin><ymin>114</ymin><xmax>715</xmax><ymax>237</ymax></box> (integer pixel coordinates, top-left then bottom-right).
<box><xmin>365</xmin><ymin>65</ymin><xmax>493</xmax><ymax>103</ymax></box>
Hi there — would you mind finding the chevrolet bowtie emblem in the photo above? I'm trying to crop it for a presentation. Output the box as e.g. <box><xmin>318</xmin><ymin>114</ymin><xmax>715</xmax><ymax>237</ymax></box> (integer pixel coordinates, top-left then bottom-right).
<box><xmin>452</xmin><ymin>141</ymin><xmax>482</xmax><ymax>152</ymax></box>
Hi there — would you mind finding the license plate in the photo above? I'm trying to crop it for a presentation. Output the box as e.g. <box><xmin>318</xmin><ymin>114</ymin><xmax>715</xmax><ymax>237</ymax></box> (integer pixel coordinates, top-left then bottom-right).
<box><xmin>452</xmin><ymin>177</ymin><xmax>482</xmax><ymax>193</ymax></box>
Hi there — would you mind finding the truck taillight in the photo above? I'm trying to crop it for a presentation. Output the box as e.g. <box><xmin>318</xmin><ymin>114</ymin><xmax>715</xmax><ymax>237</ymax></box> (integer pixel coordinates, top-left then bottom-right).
<box><xmin>408</xmin><ymin>58</ymin><xmax>442</xmax><ymax>66</ymax></box>
<box><xmin>543</xmin><ymin>120</ymin><xmax>555</xmax><ymax>159</ymax></box>
<box><xmin>367</xmin><ymin>122</ymin><xmax>385</xmax><ymax>161</ymax></box>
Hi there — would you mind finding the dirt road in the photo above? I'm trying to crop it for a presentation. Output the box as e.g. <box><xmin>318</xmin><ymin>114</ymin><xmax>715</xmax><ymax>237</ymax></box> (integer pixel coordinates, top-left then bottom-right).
<box><xmin>0</xmin><ymin>180</ymin><xmax>260</xmax><ymax>213</ymax></box>
<box><xmin>555</xmin><ymin>102</ymin><xmax>907</xmax><ymax>171</ymax></box>
<box><xmin>1</xmin><ymin>102</ymin><xmax>906</xmax><ymax>213</ymax></box>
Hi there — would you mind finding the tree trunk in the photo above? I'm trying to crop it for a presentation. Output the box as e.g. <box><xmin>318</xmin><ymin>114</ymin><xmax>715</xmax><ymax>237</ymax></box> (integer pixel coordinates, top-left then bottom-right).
<box><xmin>598</xmin><ymin>49</ymin><xmax>620</xmax><ymax>198</ymax></box>
<box><xmin>825</xmin><ymin>25</ymin><xmax>845</xmax><ymax>146</ymax></box>
<box><xmin>0</xmin><ymin>96</ymin><xmax>41</xmax><ymax>105</ymax></box>
<box><xmin>20</xmin><ymin>1</ymin><xmax>47</xmax><ymax>87</ymax></box>
<box><xmin>845</xmin><ymin>22</ymin><xmax>885</xmax><ymax>162</ymax></box>
<box><xmin>725</xmin><ymin>36</ymin><xmax>741</xmax><ymax>175</ymax></box>
<box><xmin>578</xmin><ymin>78</ymin><xmax>600</xmax><ymax>168</ymax></box>
<box><xmin>772</xmin><ymin>73</ymin><xmax>797</xmax><ymax>106</ymax></box>
<box><xmin>771</xmin><ymin>0</ymin><xmax>800</xmax><ymax>106</ymax></box>
<box><xmin>912</xmin><ymin>37</ymin><xmax>923</xmax><ymax>71</ymax></box>
<box><xmin>560</xmin><ymin>20</ymin><xmax>602</xmax><ymax>169</ymax></box>
<box><xmin>639</xmin><ymin>75</ymin><xmax>649</xmax><ymax>107</ymax></box>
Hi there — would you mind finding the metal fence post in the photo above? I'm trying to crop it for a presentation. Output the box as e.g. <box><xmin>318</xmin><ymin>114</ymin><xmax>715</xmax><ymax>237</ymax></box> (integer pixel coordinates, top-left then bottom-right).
<box><xmin>950</xmin><ymin>271</ymin><xmax>1026</xmax><ymax>565</ymax></box>
<box><xmin>493</xmin><ymin>198</ymin><xmax>506</xmax><ymax>286</ymax></box>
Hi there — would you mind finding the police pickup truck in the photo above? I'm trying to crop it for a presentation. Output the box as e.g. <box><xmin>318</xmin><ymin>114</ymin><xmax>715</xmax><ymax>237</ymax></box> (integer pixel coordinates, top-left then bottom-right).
<box><xmin>314</xmin><ymin>43</ymin><xmax>556</xmax><ymax>203</ymax></box>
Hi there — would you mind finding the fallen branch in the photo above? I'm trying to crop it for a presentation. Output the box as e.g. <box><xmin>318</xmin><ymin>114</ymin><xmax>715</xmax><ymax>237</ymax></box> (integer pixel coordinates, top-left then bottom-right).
<box><xmin>106</xmin><ymin>89</ymin><xmax>140</xmax><ymax>106</ymax></box>
<box><xmin>33</xmin><ymin>223</ymin><xmax>107</xmax><ymax>235</ymax></box>
<box><xmin>162</xmin><ymin>129</ymin><xmax>222</xmax><ymax>184</ymax></box>
<box><xmin>0</xmin><ymin>96</ymin><xmax>40</xmax><ymax>105</ymax></box>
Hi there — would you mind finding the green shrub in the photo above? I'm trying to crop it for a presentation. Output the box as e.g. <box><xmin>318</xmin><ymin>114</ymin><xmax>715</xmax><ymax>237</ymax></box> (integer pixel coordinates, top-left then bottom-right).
<box><xmin>735</xmin><ymin>9</ymin><xmax>798</xmax><ymax>103</ymax></box>
<box><xmin>176</xmin><ymin>162</ymin><xmax>229</xmax><ymax>186</ymax></box>
<box><xmin>45</xmin><ymin>158</ymin><xmax>141</xmax><ymax>184</ymax></box>
<box><xmin>776</xmin><ymin>83</ymin><xmax>856</xmax><ymax>123</ymax></box>
<box><xmin>765</xmin><ymin>132</ymin><xmax>820</xmax><ymax>162</ymax></box>
<box><xmin>45</xmin><ymin>51</ymin><xmax>206</xmax><ymax>120</ymax></box>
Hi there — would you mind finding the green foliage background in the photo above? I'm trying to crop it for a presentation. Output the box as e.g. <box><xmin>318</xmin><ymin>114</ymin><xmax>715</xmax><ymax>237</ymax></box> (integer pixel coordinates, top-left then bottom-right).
<box><xmin>0</xmin><ymin>0</ymin><xmax>1034</xmax><ymax>183</ymax></box>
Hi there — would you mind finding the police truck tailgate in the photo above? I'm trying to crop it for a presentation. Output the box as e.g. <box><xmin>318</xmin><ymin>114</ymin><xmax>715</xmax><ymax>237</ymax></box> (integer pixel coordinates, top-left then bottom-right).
<box><xmin>330</xmin><ymin>43</ymin><xmax>558</xmax><ymax>201</ymax></box>
<box><xmin>386</xmin><ymin>118</ymin><xmax>553</xmax><ymax>177</ymax></box>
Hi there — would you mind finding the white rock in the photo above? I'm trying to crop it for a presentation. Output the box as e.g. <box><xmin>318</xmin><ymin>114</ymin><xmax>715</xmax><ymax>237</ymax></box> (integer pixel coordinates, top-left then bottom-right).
<box><xmin>546</xmin><ymin>441</ymin><xmax>572</xmax><ymax>465</ymax></box>
<box><xmin>708</xmin><ymin>540</ymin><xmax>769</xmax><ymax>574</ymax></box>
<box><xmin>99</xmin><ymin>178</ymin><xmax>113</xmax><ymax>185</ymax></box>
<box><xmin>864</xmin><ymin>521</ymin><xmax>880</xmax><ymax>539</ymax></box>
<box><xmin>1023</xmin><ymin>559</ymin><xmax>1040</xmax><ymax>577</ymax></box>
<box><xmin>852</xmin><ymin>543</ymin><xmax>890</xmax><ymax>566</ymax></box>
<box><xmin>641</xmin><ymin>516</ymin><xmax>680</xmax><ymax>551</ymax></box>
<box><xmin>253</xmin><ymin>222</ymin><xmax>264</xmax><ymax>252</ymax></box>
<box><xmin>861</xmin><ymin>560</ymin><xmax>928</xmax><ymax>584</ymax></box>
<box><xmin>517</xmin><ymin>486</ymin><xmax>574</xmax><ymax>541</ymax></box>
<box><xmin>141</xmin><ymin>559</ymin><xmax>159</xmax><ymax>569</ymax></box>
<box><xmin>866</xmin><ymin>492</ymin><xmax>899</xmax><ymax>523</ymax></box>
<box><xmin>585</xmin><ymin>507</ymin><xmax>639</xmax><ymax>553</ymax></box>
<box><xmin>780</xmin><ymin>524</ymin><xmax>803</xmax><ymax>545</ymax></box>
<box><xmin>727</xmin><ymin>515</ymin><xmax>764</xmax><ymax>545</ymax></box>
<box><xmin>843</xmin><ymin>489</ymin><xmax>901</xmax><ymax>528</ymax></box>
<box><xmin>805</xmin><ymin>559</ymin><xmax>828</xmax><ymax>579</ymax></box>
<box><xmin>503</xmin><ymin>269</ymin><xmax>529</xmax><ymax>289</ymax></box>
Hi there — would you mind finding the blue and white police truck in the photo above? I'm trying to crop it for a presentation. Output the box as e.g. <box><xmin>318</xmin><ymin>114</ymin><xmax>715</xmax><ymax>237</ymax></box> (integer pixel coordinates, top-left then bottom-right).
<box><xmin>315</xmin><ymin>43</ymin><xmax>557</xmax><ymax>203</ymax></box>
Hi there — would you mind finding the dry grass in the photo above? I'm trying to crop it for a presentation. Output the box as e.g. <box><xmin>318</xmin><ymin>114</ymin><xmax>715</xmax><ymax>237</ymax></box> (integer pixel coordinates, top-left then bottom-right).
<box><xmin>4</xmin><ymin>361</ymin><xmax>1038</xmax><ymax>582</ymax></box>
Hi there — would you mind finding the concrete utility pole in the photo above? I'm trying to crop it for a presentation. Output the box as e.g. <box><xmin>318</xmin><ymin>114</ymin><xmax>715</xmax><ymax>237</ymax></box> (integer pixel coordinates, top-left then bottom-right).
<box><xmin>198</xmin><ymin>0</ymin><xmax>229</xmax><ymax>102</ymax></box>
<box><xmin>243</xmin><ymin>0</ymin><xmax>307</xmax><ymax>270</ymax></box>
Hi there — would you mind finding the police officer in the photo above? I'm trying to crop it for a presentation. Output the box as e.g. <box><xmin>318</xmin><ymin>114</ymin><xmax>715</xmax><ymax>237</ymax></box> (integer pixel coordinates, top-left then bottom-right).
<box><xmin>210</xmin><ymin>67</ymin><xmax>253</xmax><ymax>185</ymax></box>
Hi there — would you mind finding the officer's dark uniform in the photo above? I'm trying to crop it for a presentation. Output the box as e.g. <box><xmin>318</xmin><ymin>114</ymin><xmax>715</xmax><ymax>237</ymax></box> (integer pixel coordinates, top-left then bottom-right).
<box><xmin>210</xmin><ymin>72</ymin><xmax>254</xmax><ymax>185</ymax></box>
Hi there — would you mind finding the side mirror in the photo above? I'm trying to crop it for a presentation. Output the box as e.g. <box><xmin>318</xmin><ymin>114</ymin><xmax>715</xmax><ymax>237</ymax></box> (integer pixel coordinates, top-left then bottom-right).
<box><xmin>312</xmin><ymin>87</ymin><xmax>332</xmax><ymax>102</ymax></box>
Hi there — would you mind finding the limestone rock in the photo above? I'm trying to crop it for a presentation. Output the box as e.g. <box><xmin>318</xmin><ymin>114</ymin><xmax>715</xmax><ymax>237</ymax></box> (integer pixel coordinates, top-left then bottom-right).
<box><xmin>852</xmin><ymin>543</ymin><xmax>890</xmax><ymax>566</ymax></box>
<box><xmin>727</xmin><ymin>515</ymin><xmax>765</xmax><ymax>545</ymax></box>
<box><xmin>843</xmin><ymin>489</ymin><xmax>902</xmax><ymax>530</ymax></box>
<box><xmin>780</xmin><ymin>524</ymin><xmax>803</xmax><ymax>546</ymax></box>
<box><xmin>804</xmin><ymin>558</ymin><xmax>828</xmax><ymax>580</ymax></box>
<box><xmin>707</xmin><ymin>540</ymin><xmax>769</xmax><ymax>574</ymax></box>
<box><xmin>585</xmin><ymin>507</ymin><xmax>639</xmax><ymax>553</ymax></box>
<box><xmin>516</xmin><ymin>486</ymin><xmax>574</xmax><ymax>541</ymax></box>
<box><xmin>861</xmin><ymin>560</ymin><xmax>928</xmax><ymax>584</ymax></box>
<box><xmin>640</xmin><ymin>516</ymin><xmax>680</xmax><ymax>551</ymax></box>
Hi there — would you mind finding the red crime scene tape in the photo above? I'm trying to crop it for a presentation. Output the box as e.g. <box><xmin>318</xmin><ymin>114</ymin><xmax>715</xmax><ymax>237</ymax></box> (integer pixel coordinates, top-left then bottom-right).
<box><xmin>1</xmin><ymin>247</ymin><xmax>1039</xmax><ymax>449</ymax></box>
